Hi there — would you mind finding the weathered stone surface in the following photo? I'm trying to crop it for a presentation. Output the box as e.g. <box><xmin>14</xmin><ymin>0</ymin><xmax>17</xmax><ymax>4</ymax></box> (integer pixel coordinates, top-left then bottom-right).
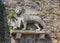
<box><xmin>10</xmin><ymin>30</ymin><xmax>46</xmax><ymax>34</ymax></box>
<box><xmin>58</xmin><ymin>40</ymin><xmax>60</xmax><ymax>43</ymax></box>
<box><xmin>15</xmin><ymin>33</ymin><xmax>22</xmax><ymax>40</ymax></box>
<box><xmin>50</xmin><ymin>10</ymin><xmax>60</xmax><ymax>15</ymax></box>
<box><xmin>52</xmin><ymin>38</ymin><xmax>58</xmax><ymax>43</ymax></box>
<box><xmin>11</xmin><ymin>37</ymin><xmax>16</xmax><ymax>43</ymax></box>
<box><xmin>3</xmin><ymin>0</ymin><xmax>60</xmax><ymax>43</ymax></box>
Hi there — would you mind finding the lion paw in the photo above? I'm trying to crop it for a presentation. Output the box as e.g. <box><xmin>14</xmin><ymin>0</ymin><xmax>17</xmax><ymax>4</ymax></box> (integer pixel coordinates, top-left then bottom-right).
<box><xmin>36</xmin><ymin>29</ymin><xmax>40</xmax><ymax>31</ymax></box>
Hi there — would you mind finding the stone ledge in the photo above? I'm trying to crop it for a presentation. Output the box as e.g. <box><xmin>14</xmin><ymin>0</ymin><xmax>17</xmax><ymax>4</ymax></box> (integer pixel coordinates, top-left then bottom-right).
<box><xmin>10</xmin><ymin>30</ymin><xmax>46</xmax><ymax>34</ymax></box>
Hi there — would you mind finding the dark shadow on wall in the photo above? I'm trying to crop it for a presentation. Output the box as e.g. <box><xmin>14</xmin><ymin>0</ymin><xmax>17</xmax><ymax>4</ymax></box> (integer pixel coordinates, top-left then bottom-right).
<box><xmin>45</xmin><ymin>34</ymin><xmax>52</xmax><ymax>43</ymax></box>
<box><xmin>0</xmin><ymin>0</ymin><xmax>10</xmax><ymax>43</ymax></box>
<box><xmin>14</xmin><ymin>34</ymin><xmax>52</xmax><ymax>43</ymax></box>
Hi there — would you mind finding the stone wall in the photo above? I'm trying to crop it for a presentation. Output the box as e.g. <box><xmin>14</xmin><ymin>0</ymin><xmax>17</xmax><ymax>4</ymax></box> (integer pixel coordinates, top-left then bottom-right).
<box><xmin>2</xmin><ymin>0</ymin><xmax>60</xmax><ymax>43</ymax></box>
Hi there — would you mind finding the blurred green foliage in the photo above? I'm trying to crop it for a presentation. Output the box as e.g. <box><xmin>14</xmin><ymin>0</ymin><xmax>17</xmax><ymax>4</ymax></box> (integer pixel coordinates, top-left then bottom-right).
<box><xmin>35</xmin><ymin>0</ymin><xmax>41</xmax><ymax>1</ymax></box>
<box><xmin>7</xmin><ymin>26</ymin><xmax>10</xmax><ymax>32</ymax></box>
<box><xmin>9</xmin><ymin>10</ymin><xmax>17</xmax><ymax>18</ymax></box>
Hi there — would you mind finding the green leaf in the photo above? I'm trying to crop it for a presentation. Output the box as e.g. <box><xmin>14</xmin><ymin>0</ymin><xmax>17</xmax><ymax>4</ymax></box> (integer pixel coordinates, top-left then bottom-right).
<box><xmin>9</xmin><ymin>10</ymin><xmax>17</xmax><ymax>17</ymax></box>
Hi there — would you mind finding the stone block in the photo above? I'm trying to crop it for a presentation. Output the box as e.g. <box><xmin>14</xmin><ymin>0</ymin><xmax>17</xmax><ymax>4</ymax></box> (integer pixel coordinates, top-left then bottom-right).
<box><xmin>57</xmin><ymin>33</ymin><xmax>60</xmax><ymax>40</ymax></box>
<box><xmin>51</xmin><ymin>10</ymin><xmax>60</xmax><ymax>15</ymax></box>
<box><xmin>11</xmin><ymin>37</ymin><xmax>16</xmax><ymax>43</ymax></box>
<box><xmin>58</xmin><ymin>40</ymin><xmax>60</xmax><ymax>43</ymax></box>
<box><xmin>52</xmin><ymin>38</ymin><xmax>58</xmax><ymax>43</ymax></box>
<box><xmin>15</xmin><ymin>33</ymin><xmax>22</xmax><ymax>40</ymax></box>
<box><xmin>39</xmin><ymin>34</ymin><xmax>45</xmax><ymax>39</ymax></box>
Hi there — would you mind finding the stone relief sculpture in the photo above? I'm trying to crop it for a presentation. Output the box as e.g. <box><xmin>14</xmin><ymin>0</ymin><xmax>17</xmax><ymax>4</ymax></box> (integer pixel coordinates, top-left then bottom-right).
<box><xmin>9</xmin><ymin>0</ymin><xmax>46</xmax><ymax>31</ymax></box>
<box><xmin>6</xmin><ymin>0</ymin><xmax>48</xmax><ymax>43</ymax></box>
<box><xmin>10</xmin><ymin>6</ymin><xmax>46</xmax><ymax>31</ymax></box>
